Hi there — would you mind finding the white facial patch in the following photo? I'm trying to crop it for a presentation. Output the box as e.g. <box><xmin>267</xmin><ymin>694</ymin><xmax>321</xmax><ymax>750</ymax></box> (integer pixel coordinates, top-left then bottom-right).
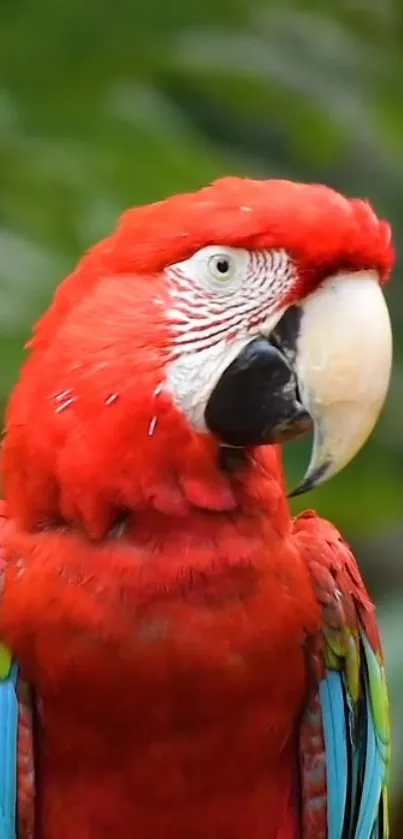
<box><xmin>164</xmin><ymin>245</ymin><xmax>296</xmax><ymax>430</ymax></box>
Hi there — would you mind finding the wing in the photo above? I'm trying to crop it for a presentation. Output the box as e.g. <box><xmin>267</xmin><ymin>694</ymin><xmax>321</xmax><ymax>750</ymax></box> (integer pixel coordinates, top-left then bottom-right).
<box><xmin>293</xmin><ymin>511</ymin><xmax>390</xmax><ymax>839</ymax></box>
<box><xmin>0</xmin><ymin>502</ymin><xmax>35</xmax><ymax>839</ymax></box>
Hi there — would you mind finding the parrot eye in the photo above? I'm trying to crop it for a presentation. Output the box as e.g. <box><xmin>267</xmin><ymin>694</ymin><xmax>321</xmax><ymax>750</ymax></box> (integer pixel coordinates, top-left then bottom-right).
<box><xmin>166</xmin><ymin>244</ymin><xmax>248</xmax><ymax>295</ymax></box>
<box><xmin>208</xmin><ymin>254</ymin><xmax>233</xmax><ymax>280</ymax></box>
<box><xmin>206</xmin><ymin>250</ymin><xmax>239</xmax><ymax>290</ymax></box>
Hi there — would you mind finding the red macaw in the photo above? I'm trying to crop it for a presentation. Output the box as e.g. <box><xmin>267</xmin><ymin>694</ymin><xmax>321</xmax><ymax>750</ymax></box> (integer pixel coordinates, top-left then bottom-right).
<box><xmin>0</xmin><ymin>177</ymin><xmax>393</xmax><ymax>839</ymax></box>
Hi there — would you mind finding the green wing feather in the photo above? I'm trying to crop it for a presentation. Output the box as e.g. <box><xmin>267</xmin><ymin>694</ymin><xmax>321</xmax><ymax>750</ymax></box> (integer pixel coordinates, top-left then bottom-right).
<box><xmin>0</xmin><ymin>643</ymin><xmax>12</xmax><ymax>680</ymax></box>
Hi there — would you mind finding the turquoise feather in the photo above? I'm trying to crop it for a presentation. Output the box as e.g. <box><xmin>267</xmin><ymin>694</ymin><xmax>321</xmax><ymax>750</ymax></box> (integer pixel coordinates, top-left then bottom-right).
<box><xmin>0</xmin><ymin>660</ymin><xmax>18</xmax><ymax>839</ymax></box>
<box><xmin>317</xmin><ymin>625</ymin><xmax>390</xmax><ymax>838</ymax></box>
<box><xmin>319</xmin><ymin>673</ymin><xmax>348</xmax><ymax>839</ymax></box>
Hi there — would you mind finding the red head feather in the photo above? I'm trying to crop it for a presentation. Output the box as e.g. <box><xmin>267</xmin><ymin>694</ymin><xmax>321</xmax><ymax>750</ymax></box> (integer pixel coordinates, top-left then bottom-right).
<box><xmin>2</xmin><ymin>178</ymin><xmax>394</xmax><ymax>538</ymax></box>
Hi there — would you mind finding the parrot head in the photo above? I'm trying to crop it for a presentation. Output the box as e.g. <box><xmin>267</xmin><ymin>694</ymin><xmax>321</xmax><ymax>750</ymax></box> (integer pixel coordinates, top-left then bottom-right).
<box><xmin>2</xmin><ymin>177</ymin><xmax>394</xmax><ymax>538</ymax></box>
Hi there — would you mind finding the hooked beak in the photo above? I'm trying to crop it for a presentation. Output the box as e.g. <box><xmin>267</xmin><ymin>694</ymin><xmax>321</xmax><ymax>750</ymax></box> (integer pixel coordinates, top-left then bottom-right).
<box><xmin>205</xmin><ymin>270</ymin><xmax>392</xmax><ymax>495</ymax></box>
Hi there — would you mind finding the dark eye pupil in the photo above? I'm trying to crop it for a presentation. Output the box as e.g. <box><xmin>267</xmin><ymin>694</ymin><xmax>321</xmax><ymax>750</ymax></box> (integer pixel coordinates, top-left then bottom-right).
<box><xmin>216</xmin><ymin>259</ymin><xmax>229</xmax><ymax>274</ymax></box>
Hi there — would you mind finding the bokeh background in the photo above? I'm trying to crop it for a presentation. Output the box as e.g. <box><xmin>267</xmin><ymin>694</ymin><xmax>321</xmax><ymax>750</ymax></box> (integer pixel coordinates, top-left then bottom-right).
<box><xmin>1</xmin><ymin>0</ymin><xmax>402</xmax><ymax>829</ymax></box>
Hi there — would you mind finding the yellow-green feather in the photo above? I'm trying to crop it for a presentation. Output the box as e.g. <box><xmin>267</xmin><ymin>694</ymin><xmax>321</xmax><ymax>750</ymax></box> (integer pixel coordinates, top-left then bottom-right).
<box><xmin>0</xmin><ymin>643</ymin><xmax>11</xmax><ymax>680</ymax></box>
<box><xmin>362</xmin><ymin>633</ymin><xmax>391</xmax><ymax>766</ymax></box>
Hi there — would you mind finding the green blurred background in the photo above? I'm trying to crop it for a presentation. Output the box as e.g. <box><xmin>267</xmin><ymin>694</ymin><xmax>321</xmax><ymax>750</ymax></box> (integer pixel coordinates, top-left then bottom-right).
<box><xmin>1</xmin><ymin>0</ymin><xmax>402</xmax><ymax>828</ymax></box>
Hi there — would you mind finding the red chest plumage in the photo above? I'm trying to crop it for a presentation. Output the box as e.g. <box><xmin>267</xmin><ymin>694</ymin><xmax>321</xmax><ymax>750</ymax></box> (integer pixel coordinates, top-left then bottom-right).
<box><xmin>0</xmin><ymin>503</ymin><xmax>320</xmax><ymax>839</ymax></box>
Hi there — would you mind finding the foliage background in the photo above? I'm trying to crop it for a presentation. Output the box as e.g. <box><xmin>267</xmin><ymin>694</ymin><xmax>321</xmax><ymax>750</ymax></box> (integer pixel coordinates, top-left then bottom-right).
<box><xmin>1</xmin><ymin>0</ymin><xmax>402</xmax><ymax>828</ymax></box>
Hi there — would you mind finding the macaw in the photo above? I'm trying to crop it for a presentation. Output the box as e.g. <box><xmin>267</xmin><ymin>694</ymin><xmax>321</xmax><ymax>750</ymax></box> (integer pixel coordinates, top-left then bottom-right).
<box><xmin>0</xmin><ymin>177</ymin><xmax>393</xmax><ymax>839</ymax></box>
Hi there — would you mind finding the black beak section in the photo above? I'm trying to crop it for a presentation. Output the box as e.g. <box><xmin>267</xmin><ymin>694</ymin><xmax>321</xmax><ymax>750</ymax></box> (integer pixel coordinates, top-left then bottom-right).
<box><xmin>204</xmin><ymin>331</ymin><xmax>311</xmax><ymax>448</ymax></box>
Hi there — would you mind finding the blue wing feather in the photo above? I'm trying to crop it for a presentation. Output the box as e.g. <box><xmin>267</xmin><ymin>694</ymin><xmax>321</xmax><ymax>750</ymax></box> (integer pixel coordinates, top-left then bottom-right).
<box><xmin>0</xmin><ymin>661</ymin><xmax>18</xmax><ymax>839</ymax></box>
<box><xmin>319</xmin><ymin>673</ymin><xmax>348</xmax><ymax>839</ymax></box>
<box><xmin>355</xmin><ymin>693</ymin><xmax>381</xmax><ymax>839</ymax></box>
<box><xmin>317</xmin><ymin>628</ymin><xmax>389</xmax><ymax>839</ymax></box>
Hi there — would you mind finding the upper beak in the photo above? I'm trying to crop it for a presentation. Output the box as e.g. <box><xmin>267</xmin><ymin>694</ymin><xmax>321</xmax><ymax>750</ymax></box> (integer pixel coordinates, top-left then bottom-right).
<box><xmin>205</xmin><ymin>270</ymin><xmax>392</xmax><ymax>495</ymax></box>
<box><xmin>286</xmin><ymin>270</ymin><xmax>392</xmax><ymax>494</ymax></box>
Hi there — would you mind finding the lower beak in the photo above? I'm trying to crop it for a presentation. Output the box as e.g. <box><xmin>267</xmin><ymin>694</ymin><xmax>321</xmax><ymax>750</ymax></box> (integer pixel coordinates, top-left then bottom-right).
<box><xmin>205</xmin><ymin>270</ymin><xmax>392</xmax><ymax>495</ymax></box>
